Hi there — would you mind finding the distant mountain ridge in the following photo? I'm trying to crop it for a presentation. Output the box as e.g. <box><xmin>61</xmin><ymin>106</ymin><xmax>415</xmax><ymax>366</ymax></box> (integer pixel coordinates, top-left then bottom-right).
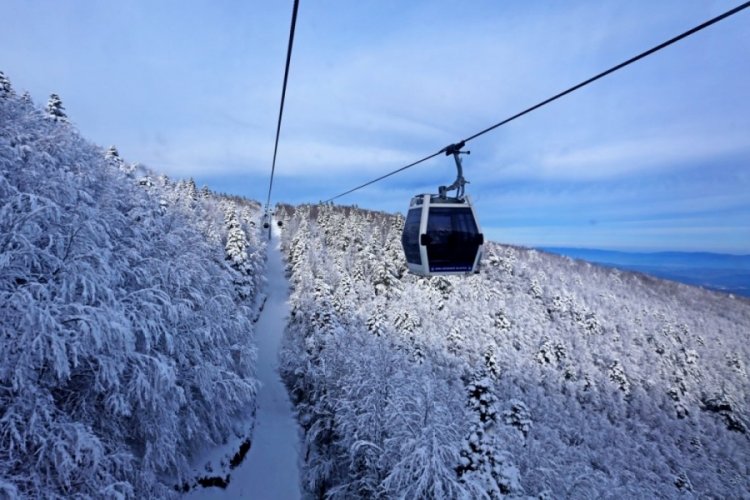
<box><xmin>542</xmin><ymin>247</ymin><xmax>750</xmax><ymax>297</ymax></box>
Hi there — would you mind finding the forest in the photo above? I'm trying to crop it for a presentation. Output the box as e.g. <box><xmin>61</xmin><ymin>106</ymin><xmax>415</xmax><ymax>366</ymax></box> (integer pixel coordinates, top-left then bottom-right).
<box><xmin>0</xmin><ymin>78</ymin><xmax>265</xmax><ymax>498</ymax></box>
<box><xmin>2</xmin><ymin>71</ymin><xmax>749</xmax><ymax>498</ymax></box>
<box><xmin>277</xmin><ymin>203</ymin><xmax>750</xmax><ymax>498</ymax></box>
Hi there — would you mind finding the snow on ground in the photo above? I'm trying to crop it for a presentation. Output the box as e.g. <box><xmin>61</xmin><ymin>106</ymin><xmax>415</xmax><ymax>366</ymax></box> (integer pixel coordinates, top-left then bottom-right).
<box><xmin>187</xmin><ymin>226</ymin><xmax>301</xmax><ymax>499</ymax></box>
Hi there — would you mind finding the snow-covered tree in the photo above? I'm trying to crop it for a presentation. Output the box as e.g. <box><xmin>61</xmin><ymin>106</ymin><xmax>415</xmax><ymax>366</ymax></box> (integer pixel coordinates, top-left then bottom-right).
<box><xmin>0</xmin><ymin>87</ymin><xmax>266</xmax><ymax>497</ymax></box>
<box><xmin>0</xmin><ymin>71</ymin><xmax>12</xmax><ymax>97</ymax></box>
<box><xmin>105</xmin><ymin>144</ymin><xmax>120</xmax><ymax>160</ymax></box>
<box><xmin>104</xmin><ymin>145</ymin><xmax>125</xmax><ymax>171</ymax></box>
<box><xmin>45</xmin><ymin>93</ymin><xmax>67</xmax><ymax>122</ymax></box>
<box><xmin>277</xmin><ymin>202</ymin><xmax>750</xmax><ymax>498</ymax></box>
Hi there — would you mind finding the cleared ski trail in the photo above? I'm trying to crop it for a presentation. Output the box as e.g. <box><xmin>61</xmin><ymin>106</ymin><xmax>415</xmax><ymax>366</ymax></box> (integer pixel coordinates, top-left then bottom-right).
<box><xmin>190</xmin><ymin>227</ymin><xmax>301</xmax><ymax>499</ymax></box>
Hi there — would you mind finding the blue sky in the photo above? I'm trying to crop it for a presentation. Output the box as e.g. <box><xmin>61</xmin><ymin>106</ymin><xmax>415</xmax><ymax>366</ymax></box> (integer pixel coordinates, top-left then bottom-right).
<box><xmin>3</xmin><ymin>0</ymin><xmax>749</xmax><ymax>252</ymax></box>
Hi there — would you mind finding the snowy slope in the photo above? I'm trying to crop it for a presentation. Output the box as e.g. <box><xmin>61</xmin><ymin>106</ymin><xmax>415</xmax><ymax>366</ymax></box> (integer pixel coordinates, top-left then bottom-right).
<box><xmin>0</xmin><ymin>76</ymin><xmax>265</xmax><ymax>498</ymax></box>
<box><xmin>186</xmin><ymin>226</ymin><xmax>301</xmax><ymax>499</ymax></box>
<box><xmin>277</xmin><ymin>203</ymin><xmax>750</xmax><ymax>498</ymax></box>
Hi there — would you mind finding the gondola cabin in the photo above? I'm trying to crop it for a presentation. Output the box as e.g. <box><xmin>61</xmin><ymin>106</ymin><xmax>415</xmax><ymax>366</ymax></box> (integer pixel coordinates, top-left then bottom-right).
<box><xmin>401</xmin><ymin>194</ymin><xmax>484</xmax><ymax>276</ymax></box>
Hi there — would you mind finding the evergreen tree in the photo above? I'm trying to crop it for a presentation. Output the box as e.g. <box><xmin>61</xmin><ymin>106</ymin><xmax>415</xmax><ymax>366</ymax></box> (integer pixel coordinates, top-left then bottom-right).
<box><xmin>45</xmin><ymin>93</ymin><xmax>68</xmax><ymax>122</ymax></box>
<box><xmin>225</xmin><ymin>208</ymin><xmax>248</xmax><ymax>267</ymax></box>
<box><xmin>224</xmin><ymin>207</ymin><xmax>256</xmax><ymax>301</ymax></box>
<box><xmin>187</xmin><ymin>177</ymin><xmax>198</xmax><ymax>201</ymax></box>
<box><xmin>458</xmin><ymin>374</ymin><xmax>523</xmax><ymax>497</ymax></box>
<box><xmin>0</xmin><ymin>71</ymin><xmax>12</xmax><ymax>97</ymax></box>
<box><xmin>104</xmin><ymin>145</ymin><xmax>124</xmax><ymax>169</ymax></box>
<box><xmin>105</xmin><ymin>145</ymin><xmax>120</xmax><ymax>160</ymax></box>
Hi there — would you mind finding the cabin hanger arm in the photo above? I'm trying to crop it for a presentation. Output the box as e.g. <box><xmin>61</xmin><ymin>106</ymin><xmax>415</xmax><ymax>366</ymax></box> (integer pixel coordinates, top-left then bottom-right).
<box><xmin>439</xmin><ymin>141</ymin><xmax>470</xmax><ymax>200</ymax></box>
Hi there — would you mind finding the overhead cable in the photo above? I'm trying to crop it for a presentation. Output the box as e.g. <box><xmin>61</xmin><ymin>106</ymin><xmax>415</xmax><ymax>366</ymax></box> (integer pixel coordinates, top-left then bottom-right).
<box><xmin>324</xmin><ymin>1</ymin><xmax>750</xmax><ymax>203</ymax></box>
<box><xmin>265</xmin><ymin>0</ymin><xmax>300</xmax><ymax>212</ymax></box>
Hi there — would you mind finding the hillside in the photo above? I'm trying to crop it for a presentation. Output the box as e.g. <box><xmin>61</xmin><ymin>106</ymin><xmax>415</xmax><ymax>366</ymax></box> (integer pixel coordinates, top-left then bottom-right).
<box><xmin>277</xmin><ymin>203</ymin><xmax>750</xmax><ymax>498</ymax></box>
<box><xmin>3</xmin><ymin>69</ymin><xmax>749</xmax><ymax>498</ymax></box>
<box><xmin>0</xmin><ymin>81</ymin><xmax>265</xmax><ymax>497</ymax></box>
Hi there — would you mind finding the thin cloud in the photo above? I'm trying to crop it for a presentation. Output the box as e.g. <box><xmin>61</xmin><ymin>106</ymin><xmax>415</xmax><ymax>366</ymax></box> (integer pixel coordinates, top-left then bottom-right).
<box><xmin>141</xmin><ymin>132</ymin><xmax>418</xmax><ymax>178</ymax></box>
<box><xmin>536</xmin><ymin>133</ymin><xmax>750</xmax><ymax>180</ymax></box>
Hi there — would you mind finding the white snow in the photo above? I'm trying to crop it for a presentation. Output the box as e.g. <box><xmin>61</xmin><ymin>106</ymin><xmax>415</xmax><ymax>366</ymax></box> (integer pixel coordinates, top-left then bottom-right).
<box><xmin>1</xmin><ymin>86</ymin><xmax>263</xmax><ymax>497</ymax></box>
<box><xmin>277</xmin><ymin>204</ymin><xmax>750</xmax><ymax>498</ymax></box>
<box><xmin>5</xmin><ymin>73</ymin><xmax>749</xmax><ymax>497</ymax></box>
<box><xmin>188</xmin><ymin>226</ymin><xmax>301</xmax><ymax>499</ymax></box>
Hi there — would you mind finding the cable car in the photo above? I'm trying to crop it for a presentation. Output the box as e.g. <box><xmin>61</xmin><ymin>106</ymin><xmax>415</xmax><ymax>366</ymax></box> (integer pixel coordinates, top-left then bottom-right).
<box><xmin>277</xmin><ymin>220</ymin><xmax>283</xmax><ymax>227</ymax></box>
<box><xmin>401</xmin><ymin>142</ymin><xmax>484</xmax><ymax>276</ymax></box>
